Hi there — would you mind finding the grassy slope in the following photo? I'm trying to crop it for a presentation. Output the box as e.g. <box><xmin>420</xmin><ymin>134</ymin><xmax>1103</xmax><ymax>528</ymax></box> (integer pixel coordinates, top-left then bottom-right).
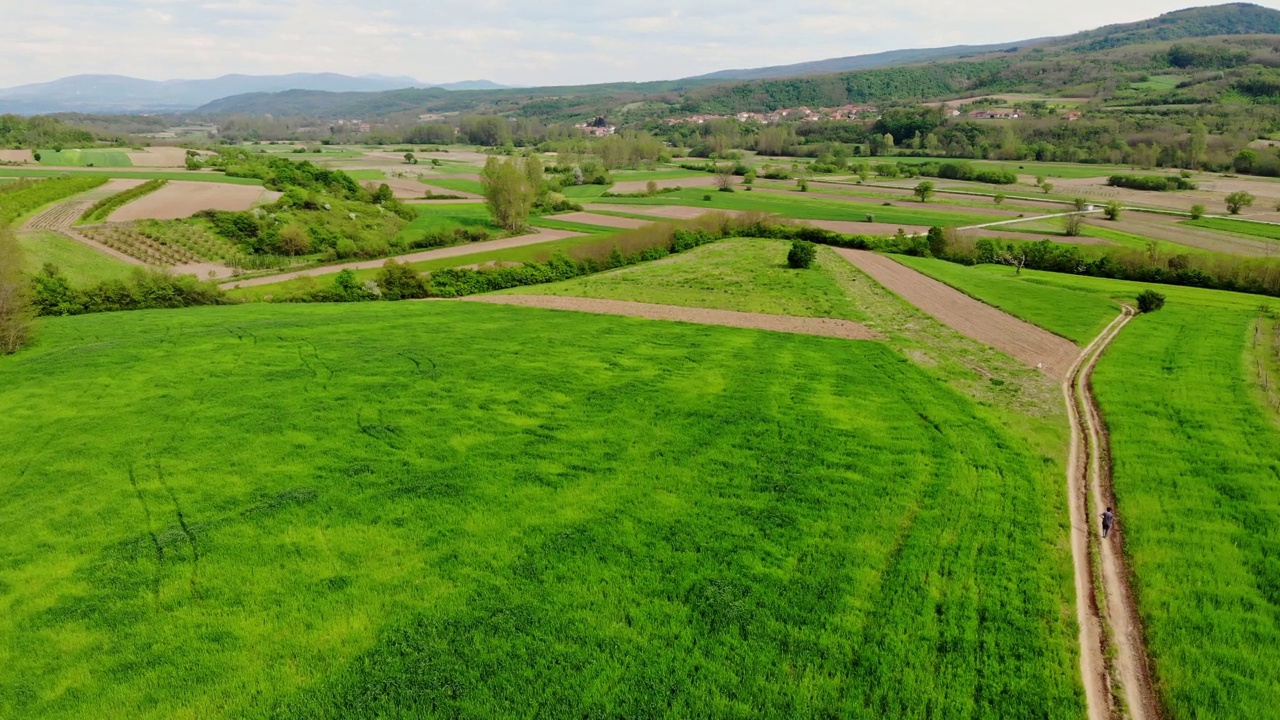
<box><xmin>0</xmin><ymin>302</ymin><xmax>1081</xmax><ymax>719</ymax></box>
<box><xmin>599</xmin><ymin>187</ymin><xmax>997</xmax><ymax>227</ymax></box>
<box><xmin>892</xmin><ymin>258</ymin><xmax>1280</xmax><ymax>719</ymax></box>
<box><xmin>17</xmin><ymin>231</ymin><xmax>135</xmax><ymax>284</ymax></box>
<box><xmin>890</xmin><ymin>257</ymin><xmax>1120</xmax><ymax>344</ymax></box>
<box><xmin>514</xmin><ymin>238</ymin><xmax>870</xmax><ymax>322</ymax></box>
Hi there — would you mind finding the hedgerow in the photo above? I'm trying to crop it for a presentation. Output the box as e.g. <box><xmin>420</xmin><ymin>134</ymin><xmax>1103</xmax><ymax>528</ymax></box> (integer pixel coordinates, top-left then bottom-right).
<box><xmin>79</xmin><ymin>179</ymin><xmax>167</xmax><ymax>223</ymax></box>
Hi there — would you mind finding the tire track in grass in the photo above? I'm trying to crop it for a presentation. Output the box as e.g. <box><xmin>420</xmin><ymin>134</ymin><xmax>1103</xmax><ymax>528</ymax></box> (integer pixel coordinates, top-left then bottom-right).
<box><xmin>1069</xmin><ymin>306</ymin><xmax>1163</xmax><ymax>720</ymax></box>
<box><xmin>127</xmin><ymin>465</ymin><xmax>164</xmax><ymax>607</ymax></box>
<box><xmin>154</xmin><ymin>462</ymin><xmax>201</xmax><ymax>599</ymax></box>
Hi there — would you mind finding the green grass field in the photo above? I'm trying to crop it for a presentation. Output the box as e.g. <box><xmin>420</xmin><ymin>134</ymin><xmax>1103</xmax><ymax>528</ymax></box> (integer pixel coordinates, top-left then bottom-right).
<box><xmin>0</xmin><ymin>168</ymin><xmax>264</xmax><ymax>185</ymax></box>
<box><xmin>36</xmin><ymin>149</ymin><xmax>134</xmax><ymax>168</ymax></box>
<box><xmin>0</xmin><ymin>301</ymin><xmax>1083</xmax><ymax>718</ymax></box>
<box><xmin>517</xmin><ymin>239</ymin><xmax>870</xmax><ymax>322</ymax></box>
<box><xmin>1132</xmin><ymin>75</ymin><xmax>1182</xmax><ymax>91</ymax></box>
<box><xmin>891</xmin><ymin>257</ymin><xmax>1280</xmax><ymax>719</ymax></box>
<box><xmin>601</xmin><ymin>188</ymin><xmax>996</xmax><ymax>227</ymax></box>
<box><xmin>860</xmin><ymin>156</ymin><xmax>1134</xmax><ymax>179</ymax></box>
<box><xmin>17</xmin><ymin>231</ymin><xmax>136</xmax><ymax>284</ymax></box>
<box><xmin>1186</xmin><ymin>216</ymin><xmax>1280</xmax><ymax>242</ymax></box>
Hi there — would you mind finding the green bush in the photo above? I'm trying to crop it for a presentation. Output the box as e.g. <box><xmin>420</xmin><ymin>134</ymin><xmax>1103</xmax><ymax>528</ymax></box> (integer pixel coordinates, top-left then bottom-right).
<box><xmin>29</xmin><ymin>264</ymin><xmax>228</xmax><ymax>317</ymax></box>
<box><xmin>1136</xmin><ymin>290</ymin><xmax>1167</xmax><ymax>313</ymax></box>
<box><xmin>1108</xmin><ymin>175</ymin><xmax>1196</xmax><ymax>192</ymax></box>
<box><xmin>787</xmin><ymin>240</ymin><xmax>818</xmax><ymax>269</ymax></box>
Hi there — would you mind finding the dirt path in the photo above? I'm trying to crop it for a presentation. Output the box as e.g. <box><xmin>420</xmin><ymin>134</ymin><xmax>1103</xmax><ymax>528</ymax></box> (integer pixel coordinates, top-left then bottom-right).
<box><xmin>550</xmin><ymin>212</ymin><xmax>652</xmax><ymax>229</ymax></box>
<box><xmin>834</xmin><ymin>249</ymin><xmax>1079</xmax><ymax>378</ymax></box>
<box><xmin>1070</xmin><ymin>307</ymin><xmax>1163</xmax><ymax>720</ymax></box>
<box><xmin>221</xmin><ymin>228</ymin><xmax>586</xmax><ymax>290</ymax></box>
<box><xmin>462</xmin><ymin>295</ymin><xmax>881</xmax><ymax>341</ymax></box>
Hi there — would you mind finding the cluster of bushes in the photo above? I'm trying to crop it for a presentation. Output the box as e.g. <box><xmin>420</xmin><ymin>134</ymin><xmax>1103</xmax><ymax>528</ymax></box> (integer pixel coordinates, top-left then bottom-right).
<box><xmin>196</xmin><ymin>188</ymin><xmax>414</xmax><ymax>259</ymax></box>
<box><xmin>0</xmin><ymin>176</ymin><xmax>107</xmax><ymax>225</ymax></box>
<box><xmin>680</xmin><ymin>161</ymin><xmax>751</xmax><ymax>176</ymax></box>
<box><xmin>547</xmin><ymin>162</ymin><xmax>611</xmax><ymax>187</ymax></box>
<box><xmin>915</xmin><ymin>161</ymin><xmax>1018</xmax><ymax>185</ymax></box>
<box><xmin>29</xmin><ymin>264</ymin><xmax>229</xmax><ymax>317</ymax></box>
<box><xmin>408</xmin><ymin>226</ymin><xmax>494</xmax><ymax>250</ymax></box>
<box><xmin>79</xmin><ymin>179</ymin><xmax>167</xmax><ymax>223</ymax></box>
<box><xmin>1107</xmin><ymin>174</ymin><xmax>1197</xmax><ymax>191</ymax></box>
<box><xmin>208</xmin><ymin>150</ymin><xmax>365</xmax><ymax>198</ymax></box>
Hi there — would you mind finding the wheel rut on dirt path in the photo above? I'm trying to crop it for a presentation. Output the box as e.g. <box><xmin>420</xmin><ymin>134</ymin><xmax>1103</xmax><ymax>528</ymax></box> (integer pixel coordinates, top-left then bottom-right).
<box><xmin>1070</xmin><ymin>306</ymin><xmax>1163</xmax><ymax>720</ymax></box>
<box><xmin>461</xmin><ymin>295</ymin><xmax>881</xmax><ymax>341</ymax></box>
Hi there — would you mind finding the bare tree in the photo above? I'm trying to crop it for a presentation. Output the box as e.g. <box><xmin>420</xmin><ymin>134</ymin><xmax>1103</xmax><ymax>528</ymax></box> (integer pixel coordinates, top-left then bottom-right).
<box><xmin>1063</xmin><ymin>212</ymin><xmax>1085</xmax><ymax>237</ymax></box>
<box><xmin>715</xmin><ymin>164</ymin><xmax>736</xmax><ymax>191</ymax></box>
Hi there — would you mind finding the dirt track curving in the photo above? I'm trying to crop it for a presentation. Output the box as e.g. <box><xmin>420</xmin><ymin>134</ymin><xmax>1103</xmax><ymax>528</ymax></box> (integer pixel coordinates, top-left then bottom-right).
<box><xmin>221</xmin><ymin>227</ymin><xmax>586</xmax><ymax>290</ymax></box>
<box><xmin>462</xmin><ymin>295</ymin><xmax>881</xmax><ymax>340</ymax></box>
<box><xmin>1070</xmin><ymin>307</ymin><xmax>1163</xmax><ymax>720</ymax></box>
<box><xmin>834</xmin><ymin>249</ymin><xmax>1080</xmax><ymax>378</ymax></box>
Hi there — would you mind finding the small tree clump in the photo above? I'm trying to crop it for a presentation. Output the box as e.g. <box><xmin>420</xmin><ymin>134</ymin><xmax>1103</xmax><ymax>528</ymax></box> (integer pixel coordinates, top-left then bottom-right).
<box><xmin>914</xmin><ymin>181</ymin><xmax>936</xmax><ymax>203</ymax></box>
<box><xmin>993</xmin><ymin>193</ymin><xmax>1006</xmax><ymax>205</ymax></box>
<box><xmin>1063</xmin><ymin>212</ymin><xmax>1085</xmax><ymax>237</ymax></box>
<box><xmin>1041</xmin><ymin>182</ymin><xmax>1054</xmax><ymax>195</ymax></box>
<box><xmin>1136</xmin><ymin>290</ymin><xmax>1166</xmax><ymax>314</ymax></box>
<box><xmin>1104</xmin><ymin>201</ymin><xmax>1122</xmax><ymax>221</ymax></box>
<box><xmin>797</xmin><ymin>179</ymin><xmax>809</xmax><ymax>193</ymax></box>
<box><xmin>787</xmin><ymin>240</ymin><xmax>818</xmax><ymax>269</ymax></box>
<box><xmin>1226</xmin><ymin>191</ymin><xmax>1255</xmax><ymax>215</ymax></box>
<box><xmin>1190</xmin><ymin>204</ymin><xmax>1206</xmax><ymax>220</ymax></box>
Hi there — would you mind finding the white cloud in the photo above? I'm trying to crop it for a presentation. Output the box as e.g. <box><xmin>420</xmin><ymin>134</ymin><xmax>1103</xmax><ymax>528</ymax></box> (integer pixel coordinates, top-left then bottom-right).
<box><xmin>1</xmin><ymin>0</ymin><xmax>1276</xmax><ymax>87</ymax></box>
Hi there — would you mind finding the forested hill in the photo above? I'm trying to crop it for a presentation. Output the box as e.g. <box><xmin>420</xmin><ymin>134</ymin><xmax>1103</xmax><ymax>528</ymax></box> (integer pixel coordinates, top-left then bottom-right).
<box><xmin>191</xmin><ymin>3</ymin><xmax>1280</xmax><ymax>122</ymax></box>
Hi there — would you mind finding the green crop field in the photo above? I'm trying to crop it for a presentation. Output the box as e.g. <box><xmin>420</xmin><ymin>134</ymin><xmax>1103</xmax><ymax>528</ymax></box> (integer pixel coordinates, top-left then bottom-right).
<box><xmin>0</xmin><ymin>301</ymin><xmax>1083</xmax><ymax>719</ymax></box>
<box><xmin>887</xmin><ymin>257</ymin><xmax>1280</xmax><ymax>719</ymax></box>
<box><xmin>600</xmin><ymin>188</ymin><xmax>996</xmax><ymax>227</ymax></box>
<box><xmin>17</xmin><ymin>230</ymin><xmax>136</xmax><ymax>284</ymax></box>
<box><xmin>422</xmin><ymin>177</ymin><xmax>483</xmax><ymax>195</ymax></box>
<box><xmin>891</xmin><ymin>257</ymin><xmax>1118</xmax><ymax>344</ymax></box>
<box><xmin>1186</xmin><ymin>216</ymin><xmax>1280</xmax><ymax>242</ymax></box>
<box><xmin>516</xmin><ymin>238</ymin><xmax>870</xmax><ymax>322</ymax></box>
<box><xmin>35</xmin><ymin>149</ymin><xmax>134</xmax><ymax>167</ymax></box>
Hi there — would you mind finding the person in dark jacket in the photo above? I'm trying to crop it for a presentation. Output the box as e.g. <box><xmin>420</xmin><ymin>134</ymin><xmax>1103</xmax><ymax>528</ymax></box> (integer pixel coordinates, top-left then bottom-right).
<box><xmin>1101</xmin><ymin>507</ymin><xmax>1116</xmax><ymax>539</ymax></box>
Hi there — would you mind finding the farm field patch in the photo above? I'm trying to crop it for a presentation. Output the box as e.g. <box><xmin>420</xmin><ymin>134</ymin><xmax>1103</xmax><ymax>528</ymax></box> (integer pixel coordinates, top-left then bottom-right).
<box><xmin>107</xmin><ymin>181</ymin><xmax>280</xmax><ymax>222</ymax></box>
<box><xmin>0</xmin><ymin>301</ymin><xmax>1082</xmax><ymax>719</ymax></box>
<box><xmin>17</xmin><ymin>230</ymin><xmax>135</xmax><ymax>284</ymax></box>
<box><xmin>36</xmin><ymin>148</ymin><xmax>134</xmax><ymax>167</ymax></box>
<box><xmin>0</xmin><ymin>168</ymin><xmax>265</xmax><ymax>185</ymax></box>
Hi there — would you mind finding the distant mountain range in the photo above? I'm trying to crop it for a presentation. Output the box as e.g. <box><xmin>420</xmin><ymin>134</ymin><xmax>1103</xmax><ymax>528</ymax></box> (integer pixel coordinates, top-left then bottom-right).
<box><xmin>686</xmin><ymin>41</ymin><xmax>1047</xmax><ymax>81</ymax></box>
<box><xmin>0</xmin><ymin>74</ymin><xmax>511</xmax><ymax>114</ymax></box>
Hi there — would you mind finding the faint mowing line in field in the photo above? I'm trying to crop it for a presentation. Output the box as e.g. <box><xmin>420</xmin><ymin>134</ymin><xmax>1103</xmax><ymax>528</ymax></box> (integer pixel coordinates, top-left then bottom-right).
<box><xmin>128</xmin><ymin>465</ymin><xmax>165</xmax><ymax>607</ymax></box>
<box><xmin>155</xmin><ymin>462</ymin><xmax>201</xmax><ymax>599</ymax></box>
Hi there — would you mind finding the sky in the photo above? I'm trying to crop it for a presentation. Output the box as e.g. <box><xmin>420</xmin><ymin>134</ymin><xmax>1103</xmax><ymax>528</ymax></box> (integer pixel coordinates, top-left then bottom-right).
<box><xmin>3</xmin><ymin>0</ymin><xmax>1279</xmax><ymax>88</ymax></box>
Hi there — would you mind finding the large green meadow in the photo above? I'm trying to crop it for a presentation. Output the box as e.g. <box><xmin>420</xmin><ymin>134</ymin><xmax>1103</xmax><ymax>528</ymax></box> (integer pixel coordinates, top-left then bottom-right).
<box><xmin>893</xmin><ymin>258</ymin><xmax>1280</xmax><ymax>719</ymax></box>
<box><xmin>0</xmin><ymin>300</ymin><xmax>1083</xmax><ymax>718</ymax></box>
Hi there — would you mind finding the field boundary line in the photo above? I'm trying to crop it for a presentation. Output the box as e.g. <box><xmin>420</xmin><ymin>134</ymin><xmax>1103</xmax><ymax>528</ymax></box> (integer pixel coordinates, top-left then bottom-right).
<box><xmin>457</xmin><ymin>295</ymin><xmax>882</xmax><ymax>341</ymax></box>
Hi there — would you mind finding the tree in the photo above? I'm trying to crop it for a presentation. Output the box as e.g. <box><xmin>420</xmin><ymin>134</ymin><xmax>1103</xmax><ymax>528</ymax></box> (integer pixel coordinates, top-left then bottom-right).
<box><xmin>32</xmin><ymin>151</ymin><xmax>41</xmax><ymax>162</ymax></box>
<box><xmin>0</xmin><ymin>224</ymin><xmax>33</xmax><ymax>353</ymax></box>
<box><xmin>1188</xmin><ymin>121</ymin><xmax>1208</xmax><ymax>169</ymax></box>
<box><xmin>1136</xmin><ymin>290</ymin><xmax>1166</xmax><ymax>313</ymax></box>
<box><xmin>1041</xmin><ymin>182</ymin><xmax>1054</xmax><ymax>195</ymax></box>
<box><xmin>277</xmin><ymin>224</ymin><xmax>312</xmax><ymax>256</ymax></box>
<box><xmin>1190</xmin><ymin>204</ymin><xmax>1206</xmax><ymax>220</ymax></box>
<box><xmin>914</xmin><ymin>181</ymin><xmax>936</xmax><ymax>203</ymax></box>
<box><xmin>1226</xmin><ymin>191</ymin><xmax>1255</xmax><ymax>215</ymax></box>
<box><xmin>1073</xmin><ymin>198</ymin><xmax>1088</xmax><ymax>212</ymax></box>
<box><xmin>524</xmin><ymin>153</ymin><xmax>546</xmax><ymax>205</ymax></box>
<box><xmin>403</xmin><ymin>152</ymin><xmax>417</xmax><ymax>165</ymax></box>
<box><xmin>993</xmin><ymin>193</ymin><xmax>1006</xmax><ymax>205</ymax></box>
<box><xmin>1104</xmin><ymin>200</ymin><xmax>1122</xmax><ymax>221</ymax></box>
<box><xmin>715</xmin><ymin>164</ymin><xmax>735</xmax><ymax>191</ymax></box>
<box><xmin>787</xmin><ymin>240</ymin><xmax>817</xmax><ymax>269</ymax></box>
<box><xmin>927</xmin><ymin>226</ymin><xmax>947</xmax><ymax>257</ymax></box>
<box><xmin>1063</xmin><ymin>212</ymin><xmax>1085</xmax><ymax>237</ymax></box>
<box><xmin>481</xmin><ymin>156</ymin><xmax>537</xmax><ymax>232</ymax></box>
<box><xmin>376</xmin><ymin>259</ymin><xmax>426</xmax><ymax>300</ymax></box>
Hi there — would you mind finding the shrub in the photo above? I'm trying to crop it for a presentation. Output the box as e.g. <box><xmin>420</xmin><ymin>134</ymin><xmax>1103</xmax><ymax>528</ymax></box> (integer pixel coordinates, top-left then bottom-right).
<box><xmin>1136</xmin><ymin>290</ymin><xmax>1166</xmax><ymax>313</ymax></box>
<box><xmin>29</xmin><ymin>264</ymin><xmax>229</xmax><ymax>317</ymax></box>
<box><xmin>1108</xmin><ymin>175</ymin><xmax>1196</xmax><ymax>192</ymax></box>
<box><xmin>376</xmin><ymin>260</ymin><xmax>426</xmax><ymax>300</ymax></box>
<box><xmin>1190</xmin><ymin>204</ymin><xmax>1206</xmax><ymax>220</ymax></box>
<box><xmin>703</xmin><ymin>194</ymin><xmax>713</xmax><ymax>202</ymax></box>
<box><xmin>787</xmin><ymin>240</ymin><xmax>818</xmax><ymax>269</ymax></box>
<box><xmin>1104</xmin><ymin>201</ymin><xmax>1122</xmax><ymax>221</ymax></box>
<box><xmin>865</xmin><ymin>214</ymin><xmax>875</xmax><ymax>223</ymax></box>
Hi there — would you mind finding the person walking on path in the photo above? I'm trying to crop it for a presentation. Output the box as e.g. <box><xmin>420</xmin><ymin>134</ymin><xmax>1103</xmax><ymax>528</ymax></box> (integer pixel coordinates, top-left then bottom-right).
<box><xmin>1101</xmin><ymin>507</ymin><xmax>1116</xmax><ymax>539</ymax></box>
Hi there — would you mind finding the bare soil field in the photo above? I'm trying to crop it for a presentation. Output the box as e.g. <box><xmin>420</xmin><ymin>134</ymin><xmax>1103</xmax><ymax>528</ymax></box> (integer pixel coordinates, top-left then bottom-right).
<box><xmin>610</xmin><ymin>175</ymin><xmax>737</xmax><ymax>194</ymax></box>
<box><xmin>803</xmin><ymin>220</ymin><xmax>931</xmax><ymax>236</ymax></box>
<box><xmin>465</xmin><ymin>296</ymin><xmax>881</xmax><ymax>341</ymax></box>
<box><xmin>836</xmin><ymin>249</ymin><xmax>1080</xmax><ymax>378</ymax></box>
<box><xmin>0</xmin><ymin>149</ymin><xmax>34</xmax><ymax>164</ymax></box>
<box><xmin>373</xmin><ymin>178</ymin><xmax>482</xmax><ymax>200</ymax></box>
<box><xmin>108</xmin><ymin>181</ymin><xmax>280</xmax><ymax>222</ymax></box>
<box><xmin>22</xmin><ymin>179</ymin><xmax>147</xmax><ymax>231</ymax></box>
<box><xmin>222</xmin><ymin>227</ymin><xmax>586</xmax><ymax>290</ymax></box>
<box><xmin>552</xmin><ymin>212</ymin><xmax>651</xmax><ymax>229</ymax></box>
<box><xmin>1051</xmin><ymin>175</ymin><xmax>1280</xmax><ymax>217</ymax></box>
<box><xmin>959</xmin><ymin>227</ymin><xmax>1118</xmax><ymax>246</ymax></box>
<box><xmin>756</xmin><ymin>187</ymin><xmax>1021</xmax><ymax>218</ymax></box>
